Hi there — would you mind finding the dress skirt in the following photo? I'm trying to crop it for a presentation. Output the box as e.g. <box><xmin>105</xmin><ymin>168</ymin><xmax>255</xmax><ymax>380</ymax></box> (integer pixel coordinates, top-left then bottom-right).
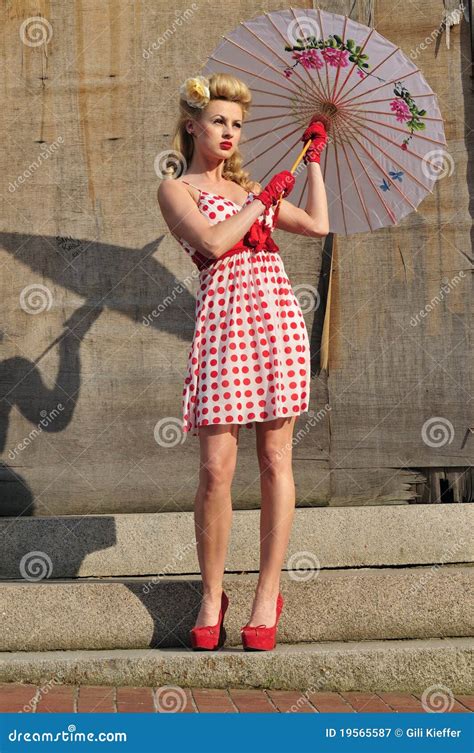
<box><xmin>182</xmin><ymin>249</ymin><xmax>311</xmax><ymax>437</ymax></box>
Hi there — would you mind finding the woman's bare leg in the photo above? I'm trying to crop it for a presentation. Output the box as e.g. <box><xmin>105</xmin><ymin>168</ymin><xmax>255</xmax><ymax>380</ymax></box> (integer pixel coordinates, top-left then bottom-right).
<box><xmin>193</xmin><ymin>423</ymin><xmax>239</xmax><ymax>627</ymax></box>
<box><xmin>246</xmin><ymin>416</ymin><xmax>297</xmax><ymax>626</ymax></box>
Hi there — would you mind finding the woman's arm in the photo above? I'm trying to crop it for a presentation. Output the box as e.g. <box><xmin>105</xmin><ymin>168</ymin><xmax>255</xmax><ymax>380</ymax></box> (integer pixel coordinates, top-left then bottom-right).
<box><xmin>157</xmin><ymin>180</ymin><xmax>266</xmax><ymax>259</ymax></box>
<box><xmin>261</xmin><ymin>162</ymin><xmax>329</xmax><ymax>237</ymax></box>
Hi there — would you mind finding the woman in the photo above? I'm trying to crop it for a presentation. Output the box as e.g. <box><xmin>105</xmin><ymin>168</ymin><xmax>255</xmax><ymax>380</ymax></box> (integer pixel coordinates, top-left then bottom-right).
<box><xmin>158</xmin><ymin>72</ymin><xmax>329</xmax><ymax>651</ymax></box>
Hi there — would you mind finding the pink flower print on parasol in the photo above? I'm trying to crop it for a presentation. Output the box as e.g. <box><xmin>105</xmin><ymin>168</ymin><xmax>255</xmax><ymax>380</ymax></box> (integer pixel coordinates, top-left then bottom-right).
<box><xmin>390</xmin><ymin>98</ymin><xmax>411</xmax><ymax>122</ymax></box>
<box><xmin>292</xmin><ymin>49</ymin><xmax>324</xmax><ymax>70</ymax></box>
<box><xmin>321</xmin><ymin>47</ymin><xmax>350</xmax><ymax>67</ymax></box>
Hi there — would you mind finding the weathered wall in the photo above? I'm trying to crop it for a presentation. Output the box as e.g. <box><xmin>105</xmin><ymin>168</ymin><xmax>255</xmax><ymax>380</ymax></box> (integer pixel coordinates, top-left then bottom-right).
<box><xmin>0</xmin><ymin>0</ymin><xmax>471</xmax><ymax>514</ymax></box>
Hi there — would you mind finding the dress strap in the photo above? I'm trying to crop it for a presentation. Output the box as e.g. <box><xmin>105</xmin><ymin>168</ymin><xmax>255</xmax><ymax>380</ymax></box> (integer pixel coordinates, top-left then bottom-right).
<box><xmin>180</xmin><ymin>180</ymin><xmax>202</xmax><ymax>201</ymax></box>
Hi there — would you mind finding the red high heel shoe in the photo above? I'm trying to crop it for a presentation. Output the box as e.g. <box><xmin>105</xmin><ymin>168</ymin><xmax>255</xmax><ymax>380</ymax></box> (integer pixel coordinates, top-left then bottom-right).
<box><xmin>240</xmin><ymin>592</ymin><xmax>284</xmax><ymax>651</ymax></box>
<box><xmin>189</xmin><ymin>591</ymin><xmax>229</xmax><ymax>651</ymax></box>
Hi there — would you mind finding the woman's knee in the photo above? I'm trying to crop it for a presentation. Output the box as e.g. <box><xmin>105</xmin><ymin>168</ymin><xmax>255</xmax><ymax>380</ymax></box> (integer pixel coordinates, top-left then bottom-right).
<box><xmin>198</xmin><ymin>451</ymin><xmax>237</xmax><ymax>491</ymax></box>
<box><xmin>257</xmin><ymin>443</ymin><xmax>293</xmax><ymax>475</ymax></box>
<box><xmin>198</xmin><ymin>426</ymin><xmax>239</xmax><ymax>491</ymax></box>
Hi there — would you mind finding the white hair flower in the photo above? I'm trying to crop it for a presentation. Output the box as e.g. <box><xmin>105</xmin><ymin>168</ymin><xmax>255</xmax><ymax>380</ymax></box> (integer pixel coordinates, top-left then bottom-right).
<box><xmin>179</xmin><ymin>75</ymin><xmax>210</xmax><ymax>109</ymax></box>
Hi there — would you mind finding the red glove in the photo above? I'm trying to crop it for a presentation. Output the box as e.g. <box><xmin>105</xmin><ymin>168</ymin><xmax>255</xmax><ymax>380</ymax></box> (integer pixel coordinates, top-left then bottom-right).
<box><xmin>254</xmin><ymin>170</ymin><xmax>295</xmax><ymax>210</ymax></box>
<box><xmin>301</xmin><ymin>118</ymin><xmax>328</xmax><ymax>165</ymax></box>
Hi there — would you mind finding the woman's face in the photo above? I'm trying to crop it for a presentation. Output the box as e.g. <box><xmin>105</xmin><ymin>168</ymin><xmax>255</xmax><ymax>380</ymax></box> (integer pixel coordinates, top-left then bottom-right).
<box><xmin>188</xmin><ymin>100</ymin><xmax>243</xmax><ymax>159</ymax></box>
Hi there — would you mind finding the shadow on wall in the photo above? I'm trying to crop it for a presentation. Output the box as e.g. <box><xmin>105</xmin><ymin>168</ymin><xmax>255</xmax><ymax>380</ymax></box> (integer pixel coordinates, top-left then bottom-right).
<box><xmin>0</xmin><ymin>231</ymin><xmax>189</xmax><ymax>515</ymax></box>
<box><xmin>0</xmin><ymin>230</ymin><xmax>326</xmax><ymax>515</ymax></box>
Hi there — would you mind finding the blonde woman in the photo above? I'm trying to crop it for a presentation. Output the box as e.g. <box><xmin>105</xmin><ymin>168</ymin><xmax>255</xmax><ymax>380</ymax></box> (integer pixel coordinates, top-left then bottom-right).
<box><xmin>158</xmin><ymin>73</ymin><xmax>328</xmax><ymax>651</ymax></box>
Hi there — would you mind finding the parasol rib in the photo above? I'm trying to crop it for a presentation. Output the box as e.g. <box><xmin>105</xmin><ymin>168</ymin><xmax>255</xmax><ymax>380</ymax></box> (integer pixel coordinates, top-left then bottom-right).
<box><xmin>332</xmin><ymin>27</ymin><xmax>376</xmax><ymax>103</ymax></box>
<box><xmin>208</xmin><ymin>54</ymin><xmax>303</xmax><ymax>97</ymax></box>
<box><xmin>316</xmin><ymin>7</ymin><xmax>332</xmax><ymax>102</ymax></box>
<box><xmin>346</xmin><ymin>112</ymin><xmax>447</xmax><ymax>147</ymax></box>
<box><xmin>336</xmin><ymin>68</ymin><xmax>419</xmax><ymax>109</ymax></box>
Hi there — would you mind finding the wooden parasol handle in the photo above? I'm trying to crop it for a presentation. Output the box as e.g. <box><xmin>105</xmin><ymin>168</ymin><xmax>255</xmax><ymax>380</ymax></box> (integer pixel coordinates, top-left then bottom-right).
<box><xmin>277</xmin><ymin>138</ymin><xmax>314</xmax><ymax>204</ymax></box>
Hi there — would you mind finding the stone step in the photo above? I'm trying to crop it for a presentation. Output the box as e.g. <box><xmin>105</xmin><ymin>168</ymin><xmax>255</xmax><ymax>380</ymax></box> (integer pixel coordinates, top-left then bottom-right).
<box><xmin>0</xmin><ymin>503</ymin><xmax>472</xmax><ymax>578</ymax></box>
<box><xmin>0</xmin><ymin>638</ymin><xmax>471</xmax><ymax>693</ymax></box>
<box><xmin>1</xmin><ymin>567</ymin><xmax>471</xmax><ymax>651</ymax></box>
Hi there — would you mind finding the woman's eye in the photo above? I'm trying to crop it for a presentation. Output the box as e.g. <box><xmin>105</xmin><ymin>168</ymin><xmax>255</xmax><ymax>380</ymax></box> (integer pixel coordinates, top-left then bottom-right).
<box><xmin>215</xmin><ymin>120</ymin><xmax>241</xmax><ymax>128</ymax></box>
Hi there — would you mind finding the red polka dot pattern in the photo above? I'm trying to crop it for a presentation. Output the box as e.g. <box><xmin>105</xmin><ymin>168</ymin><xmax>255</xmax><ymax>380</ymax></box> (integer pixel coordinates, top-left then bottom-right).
<box><xmin>175</xmin><ymin>190</ymin><xmax>311</xmax><ymax>437</ymax></box>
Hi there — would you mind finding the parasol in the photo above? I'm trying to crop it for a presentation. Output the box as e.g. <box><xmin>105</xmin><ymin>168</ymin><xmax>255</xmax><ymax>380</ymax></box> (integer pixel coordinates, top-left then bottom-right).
<box><xmin>201</xmin><ymin>6</ymin><xmax>448</xmax><ymax>236</ymax></box>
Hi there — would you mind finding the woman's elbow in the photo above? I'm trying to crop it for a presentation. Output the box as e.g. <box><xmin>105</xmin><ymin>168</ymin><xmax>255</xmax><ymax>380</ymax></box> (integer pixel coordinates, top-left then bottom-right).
<box><xmin>310</xmin><ymin>222</ymin><xmax>329</xmax><ymax>237</ymax></box>
<box><xmin>200</xmin><ymin>231</ymin><xmax>221</xmax><ymax>259</ymax></box>
<box><xmin>300</xmin><ymin>221</ymin><xmax>329</xmax><ymax>238</ymax></box>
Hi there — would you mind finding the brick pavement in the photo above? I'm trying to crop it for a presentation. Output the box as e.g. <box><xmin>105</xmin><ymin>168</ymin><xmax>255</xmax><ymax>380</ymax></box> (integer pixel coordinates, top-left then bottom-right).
<box><xmin>0</xmin><ymin>685</ymin><xmax>472</xmax><ymax>714</ymax></box>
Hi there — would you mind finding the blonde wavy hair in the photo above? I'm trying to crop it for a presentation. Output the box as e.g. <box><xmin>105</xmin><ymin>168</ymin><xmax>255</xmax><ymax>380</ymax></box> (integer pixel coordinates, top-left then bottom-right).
<box><xmin>171</xmin><ymin>72</ymin><xmax>255</xmax><ymax>192</ymax></box>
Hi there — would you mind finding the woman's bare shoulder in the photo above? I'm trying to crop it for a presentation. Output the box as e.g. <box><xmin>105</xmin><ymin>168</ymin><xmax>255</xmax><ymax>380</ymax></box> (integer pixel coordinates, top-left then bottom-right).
<box><xmin>157</xmin><ymin>177</ymin><xmax>187</xmax><ymax>201</ymax></box>
<box><xmin>157</xmin><ymin>178</ymin><xmax>198</xmax><ymax>214</ymax></box>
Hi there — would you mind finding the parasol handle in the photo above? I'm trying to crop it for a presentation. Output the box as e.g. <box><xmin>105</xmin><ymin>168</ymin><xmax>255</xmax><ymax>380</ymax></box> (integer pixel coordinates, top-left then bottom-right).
<box><xmin>277</xmin><ymin>138</ymin><xmax>314</xmax><ymax>204</ymax></box>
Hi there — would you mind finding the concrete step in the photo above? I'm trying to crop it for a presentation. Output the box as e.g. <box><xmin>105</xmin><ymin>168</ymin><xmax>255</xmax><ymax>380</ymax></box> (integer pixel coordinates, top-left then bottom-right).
<box><xmin>1</xmin><ymin>567</ymin><xmax>472</xmax><ymax>651</ymax></box>
<box><xmin>0</xmin><ymin>504</ymin><xmax>472</xmax><ymax>578</ymax></box>
<box><xmin>0</xmin><ymin>638</ymin><xmax>471</xmax><ymax>693</ymax></box>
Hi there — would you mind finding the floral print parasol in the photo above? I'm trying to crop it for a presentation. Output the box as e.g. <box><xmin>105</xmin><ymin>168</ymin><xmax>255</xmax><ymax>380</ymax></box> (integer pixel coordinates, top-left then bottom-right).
<box><xmin>202</xmin><ymin>7</ymin><xmax>448</xmax><ymax>235</ymax></box>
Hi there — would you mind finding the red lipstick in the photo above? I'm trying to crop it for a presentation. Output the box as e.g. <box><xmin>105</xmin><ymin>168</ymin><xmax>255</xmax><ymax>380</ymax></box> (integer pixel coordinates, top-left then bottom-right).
<box><xmin>220</xmin><ymin>141</ymin><xmax>232</xmax><ymax>150</ymax></box>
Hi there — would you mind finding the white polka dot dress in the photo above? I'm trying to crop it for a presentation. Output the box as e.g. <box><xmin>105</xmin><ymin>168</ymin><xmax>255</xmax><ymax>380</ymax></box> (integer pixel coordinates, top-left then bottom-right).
<box><xmin>172</xmin><ymin>181</ymin><xmax>311</xmax><ymax>437</ymax></box>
